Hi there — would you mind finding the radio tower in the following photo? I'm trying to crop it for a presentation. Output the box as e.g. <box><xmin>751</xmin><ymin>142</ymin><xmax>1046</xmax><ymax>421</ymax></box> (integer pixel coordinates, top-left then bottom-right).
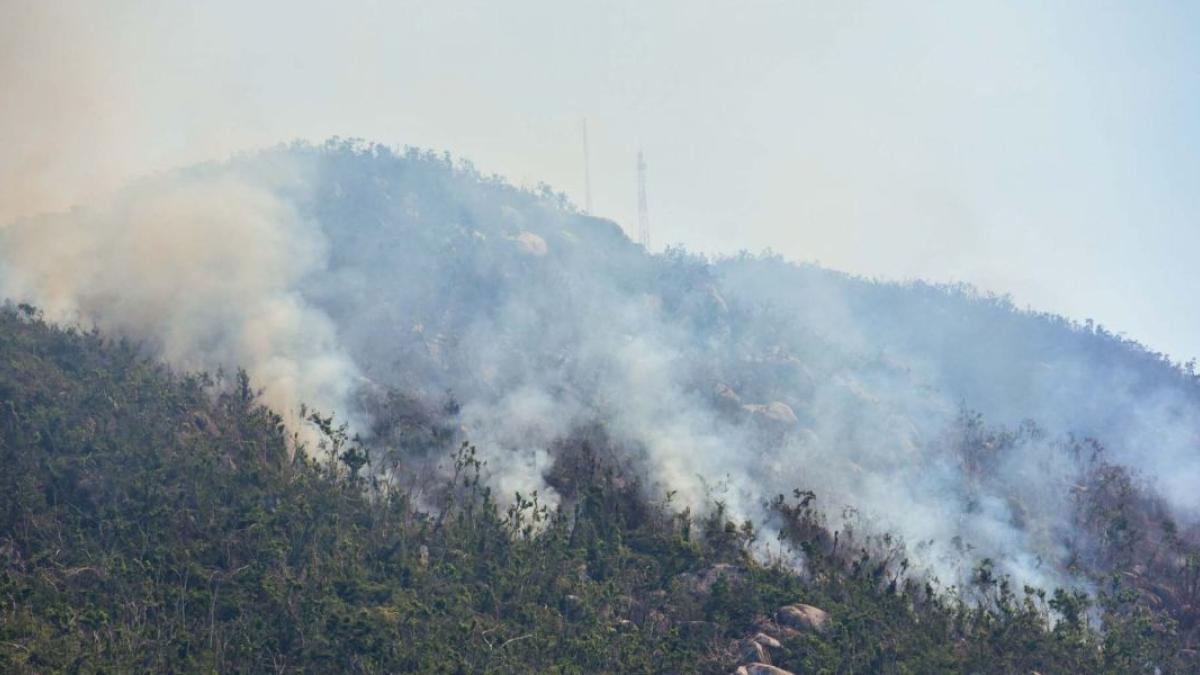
<box><xmin>581</xmin><ymin>118</ymin><xmax>593</xmax><ymax>214</ymax></box>
<box><xmin>637</xmin><ymin>149</ymin><xmax>650</xmax><ymax>250</ymax></box>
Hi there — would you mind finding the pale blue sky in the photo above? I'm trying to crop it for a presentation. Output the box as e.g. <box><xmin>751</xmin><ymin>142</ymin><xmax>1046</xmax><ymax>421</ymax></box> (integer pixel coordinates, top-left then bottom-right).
<box><xmin>4</xmin><ymin>0</ymin><xmax>1199</xmax><ymax>360</ymax></box>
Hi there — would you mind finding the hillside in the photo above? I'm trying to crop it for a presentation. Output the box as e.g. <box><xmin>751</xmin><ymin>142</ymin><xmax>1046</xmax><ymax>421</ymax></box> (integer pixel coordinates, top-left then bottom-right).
<box><xmin>0</xmin><ymin>304</ymin><xmax>1191</xmax><ymax>673</ymax></box>
<box><xmin>2</xmin><ymin>140</ymin><xmax>1200</xmax><ymax>671</ymax></box>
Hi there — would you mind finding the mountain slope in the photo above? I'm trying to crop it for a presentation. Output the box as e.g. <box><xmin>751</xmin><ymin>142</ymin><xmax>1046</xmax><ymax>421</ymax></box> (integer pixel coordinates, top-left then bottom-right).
<box><xmin>1</xmin><ymin>139</ymin><xmax>1200</xmax><ymax>669</ymax></box>
<box><xmin>0</xmin><ymin>305</ymin><xmax>1188</xmax><ymax>673</ymax></box>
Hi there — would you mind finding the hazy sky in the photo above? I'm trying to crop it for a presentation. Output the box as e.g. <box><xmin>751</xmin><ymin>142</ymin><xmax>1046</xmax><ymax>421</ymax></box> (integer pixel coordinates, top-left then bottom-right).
<box><xmin>3</xmin><ymin>0</ymin><xmax>1198</xmax><ymax>360</ymax></box>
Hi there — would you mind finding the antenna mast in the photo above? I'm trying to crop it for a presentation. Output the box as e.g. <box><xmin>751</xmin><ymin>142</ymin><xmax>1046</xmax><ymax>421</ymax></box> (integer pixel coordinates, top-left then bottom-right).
<box><xmin>581</xmin><ymin>118</ymin><xmax>593</xmax><ymax>214</ymax></box>
<box><xmin>637</xmin><ymin>149</ymin><xmax>650</xmax><ymax>250</ymax></box>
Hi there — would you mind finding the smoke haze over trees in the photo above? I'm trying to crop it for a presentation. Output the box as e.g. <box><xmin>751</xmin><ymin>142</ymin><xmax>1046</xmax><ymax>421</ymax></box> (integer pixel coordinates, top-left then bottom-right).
<box><xmin>3</xmin><ymin>140</ymin><xmax>1199</xmax><ymax>596</ymax></box>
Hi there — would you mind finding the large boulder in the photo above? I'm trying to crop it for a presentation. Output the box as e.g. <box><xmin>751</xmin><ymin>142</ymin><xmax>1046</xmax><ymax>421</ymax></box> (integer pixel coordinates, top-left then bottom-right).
<box><xmin>737</xmin><ymin>638</ymin><xmax>769</xmax><ymax>665</ymax></box>
<box><xmin>756</xmin><ymin>619</ymin><xmax>801</xmax><ymax>642</ymax></box>
<box><xmin>751</xmin><ymin>632</ymin><xmax>782</xmax><ymax>651</ymax></box>
<box><xmin>777</xmin><ymin>603</ymin><xmax>829</xmax><ymax>633</ymax></box>
<box><xmin>735</xmin><ymin>632</ymin><xmax>784</xmax><ymax>665</ymax></box>
<box><xmin>512</xmin><ymin>231</ymin><xmax>548</xmax><ymax>256</ymax></box>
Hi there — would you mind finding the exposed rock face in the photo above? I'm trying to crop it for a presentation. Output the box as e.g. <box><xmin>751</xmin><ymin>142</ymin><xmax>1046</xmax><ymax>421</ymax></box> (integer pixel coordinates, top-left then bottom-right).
<box><xmin>714</xmin><ymin>382</ymin><xmax>742</xmax><ymax>406</ymax></box>
<box><xmin>750</xmin><ymin>632</ymin><xmax>782</xmax><ymax>650</ymax></box>
<box><xmin>777</xmin><ymin>603</ymin><xmax>829</xmax><ymax>633</ymax></box>
<box><xmin>731</xmin><ymin>624</ymin><xmax>789</xmax><ymax>672</ymax></box>
<box><xmin>735</xmin><ymin>630</ymin><xmax>786</xmax><ymax>666</ymax></box>
<box><xmin>742</xmin><ymin>401</ymin><xmax>799</xmax><ymax>426</ymax></box>
<box><xmin>738</xmin><ymin>638</ymin><xmax>769</xmax><ymax>665</ymax></box>
<box><xmin>753</xmin><ymin>617</ymin><xmax>801</xmax><ymax>642</ymax></box>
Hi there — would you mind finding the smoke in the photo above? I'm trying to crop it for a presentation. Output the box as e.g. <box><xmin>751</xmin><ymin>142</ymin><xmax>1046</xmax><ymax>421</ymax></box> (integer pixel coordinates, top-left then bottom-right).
<box><xmin>0</xmin><ymin>1</ymin><xmax>154</xmax><ymax>223</ymax></box>
<box><xmin>0</xmin><ymin>0</ymin><xmax>271</xmax><ymax>226</ymax></box>
<box><xmin>2</xmin><ymin>141</ymin><xmax>1197</xmax><ymax>594</ymax></box>
<box><xmin>2</xmin><ymin>0</ymin><xmax>1195</xmax><ymax>602</ymax></box>
<box><xmin>0</xmin><ymin>160</ymin><xmax>362</xmax><ymax>444</ymax></box>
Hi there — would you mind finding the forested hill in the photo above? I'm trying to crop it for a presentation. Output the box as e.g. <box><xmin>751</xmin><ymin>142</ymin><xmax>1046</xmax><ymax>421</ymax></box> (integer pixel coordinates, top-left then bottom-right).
<box><xmin>2</xmin><ymin>140</ymin><xmax>1200</xmax><ymax>671</ymax></box>
<box><xmin>0</xmin><ymin>304</ymin><xmax>1192</xmax><ymax>673</ymax></box>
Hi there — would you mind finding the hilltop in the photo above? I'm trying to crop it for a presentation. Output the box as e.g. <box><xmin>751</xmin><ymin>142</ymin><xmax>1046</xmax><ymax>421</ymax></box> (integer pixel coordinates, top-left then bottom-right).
<box><xmin>1</xmin><ymin>139</ymin><xmax>1199</xmax><ymax>671</ymax></box>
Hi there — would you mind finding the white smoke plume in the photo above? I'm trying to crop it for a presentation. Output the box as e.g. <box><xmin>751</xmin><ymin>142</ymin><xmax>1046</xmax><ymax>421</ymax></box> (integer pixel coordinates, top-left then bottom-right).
<box><xmin>1</xmin><ymin>141</ymin><xmax>1197</xmax><ymax>595</ymax></box>
<box><xmin>0</xmin><ymin>160</ymin><xmax>362</xmax><ymax>445</ymax></box>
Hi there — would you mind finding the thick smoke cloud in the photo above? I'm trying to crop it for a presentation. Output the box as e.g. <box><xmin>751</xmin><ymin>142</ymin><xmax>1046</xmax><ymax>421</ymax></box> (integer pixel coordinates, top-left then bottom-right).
<box><xmin>2</xmin><ymin>142</ymin><xmax>1197</xmax><ymax>594</ymax></box>
<box><xmin>716</xmin><ymin>256</ymin><xmax>1200</xmax><ymax>515</ymax></box>
<box><xmin>0</xmin><ymin>160</ymin><xmax>362</xmax><ymax>445</ymax></box>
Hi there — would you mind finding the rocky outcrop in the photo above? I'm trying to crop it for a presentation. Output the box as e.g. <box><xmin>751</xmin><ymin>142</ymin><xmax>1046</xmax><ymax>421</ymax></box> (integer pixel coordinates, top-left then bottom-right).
<box><xmin>742</xmin><ymin>401</ymin><xmax>799</xmax><ymax>426</ymax></box>
<box><xmin>512</xmin><ymin>231</ymin><xmax>547</xmax><ymax>256</ymax></box>
<box><xmin>714</xmin><ymin>382</ymin><xmax>742</xmax><ymax>406</ymax></box>
<box><xmin>750</xmin><ymin>632</ymin><xmax>782</xmax><ymax>651</ymax></box>
<box><xmin>734</xmin><ymin>630</ymin><xmax>785</xmax><ymax>665</ymax></box>
<box><xmin>755</xmin><ymin>618</ymin><xmax>801</xmax><ymax>641</ymax></box>
<box><xmin>777</xmin><ymin>603</ymin><xmax>829</xmax><ymax>633</ymax></box>
<box><xmin>738</xmin><ymin>638</ymin><xmax>769</xmax><ymax>665</ymax></box>
<box><xmin>729</xmin><ymin>625</ymin><xmax>789</xmax><ymax>672</ymax></box>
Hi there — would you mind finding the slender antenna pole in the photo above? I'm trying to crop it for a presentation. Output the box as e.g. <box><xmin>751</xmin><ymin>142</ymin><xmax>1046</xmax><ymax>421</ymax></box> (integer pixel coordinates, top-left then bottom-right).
<box><xmin>582</xmin><ymin>117</ymin><xmax>593</xmax><ymax>214</ymax></box>
<box><xmin>637</xmin><ymin>149</ymin><xmax>650</xmax><ymax>250</ymax></box>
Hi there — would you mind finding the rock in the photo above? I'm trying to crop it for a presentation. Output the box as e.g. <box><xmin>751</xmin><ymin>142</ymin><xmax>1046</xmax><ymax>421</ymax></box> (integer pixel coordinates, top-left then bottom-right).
<box><xmin>734</xmin><ymin>630</ymin><xmax>785</xmax><ymax>666</ymax></box>
<box><xmin>513</xmin><ymin>231</ymin><xmax>548</xmax><ymax>256</ymax></box>
<box><xmin>714</xmin><ymin>382</ymin><xmax>742</xmax><ymax>406</ymax></box>
<box><xmin>742</xmin><ymin>401</ymin><xmax>799</xmax><ymax>426</ymax></box>
<box><xmin>756</xmin><ymin>618</ymin><xmax>801</xmax><ymax>641</ymax></box>
<box><xmin>738</xmin><ymin>638</ymin><xmax>769</xmax><ymax>665</ymax></box>
<box><xmin>777</xmin><ymin>603</ymin><xmax>828</xmax><ymax>632</ymax></box>
<box><xmin>733</xmin><ymin>667</ymin><xmax>750</xmax><ymax>675</ymax></box>
<box><xmin>615</xmin><ymin>619</ymin><xmax>637</xmax><ymax>633</ymax></box>
<box><xmin>417</xmin><ymin>544</ymin><xmax>430</xmax><ymax>568</ymax></box>
<box><xmin>744</xmin><ymin>664</ymin><xmax>794</xmax><ymax>675</ymax></box>
<box><xmin>751</xmin><ymin>632</ymin><xmax>782</xmax><ymax>650</ymax></box>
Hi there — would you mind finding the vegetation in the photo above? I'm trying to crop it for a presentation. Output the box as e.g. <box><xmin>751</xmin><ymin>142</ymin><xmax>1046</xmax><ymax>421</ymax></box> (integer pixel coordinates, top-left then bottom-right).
<box><xmin>0</xmin><ymin>304</ymin><xmax>1197</xmax><ymax>673</ymax></box>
